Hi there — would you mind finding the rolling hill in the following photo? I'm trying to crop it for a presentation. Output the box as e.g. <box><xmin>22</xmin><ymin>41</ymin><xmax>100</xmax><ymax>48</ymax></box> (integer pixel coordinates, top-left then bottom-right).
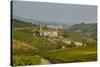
<box><xmin>12</xmin><ymin>18</ymin><xmax>97</xmax><ymax>66</ymax></box>
<box><xmin>69</xmin><ymin>23</ymin><xmax>97</xmax><ymax>35</ymax></box>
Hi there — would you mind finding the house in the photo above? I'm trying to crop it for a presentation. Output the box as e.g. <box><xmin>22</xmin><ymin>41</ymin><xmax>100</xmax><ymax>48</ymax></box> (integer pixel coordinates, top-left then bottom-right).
<box><xmin>40</xmin><ymin>29</ymin><xmax>59</xmax><ymax>37</ymax></box>
<box><xmin>40</xmin><ymin>25</ymin><xmax>62</xmax><ymax>37</ymax></box>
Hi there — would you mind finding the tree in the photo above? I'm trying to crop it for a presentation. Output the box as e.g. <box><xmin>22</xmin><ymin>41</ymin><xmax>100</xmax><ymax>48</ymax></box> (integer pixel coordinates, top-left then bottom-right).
<box><xmin>80</xmin><ymin>22</ymin><xmax>85</xmax><ymax>25</ymax></box>
<box><xmin>34</xmin><ymin>31</ymin><xmax>40</xmax><ymax>36</ymax></box>
<box><xmin>82</xmin><ymin>39</ymin><xmax>88</xmax><ymax>46</ymax></box>
<box><xmin>67</xmin><ymin>42</ymin><xmax>76</xmax><ymax>48</ymax></box>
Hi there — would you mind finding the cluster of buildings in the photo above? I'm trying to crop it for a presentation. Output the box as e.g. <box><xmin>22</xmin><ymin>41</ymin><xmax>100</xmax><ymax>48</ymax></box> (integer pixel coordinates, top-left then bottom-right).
<box><xmin>39</xmin><ymin>25</ymin><xmax>63</xmax><ymax>37</ymax></box>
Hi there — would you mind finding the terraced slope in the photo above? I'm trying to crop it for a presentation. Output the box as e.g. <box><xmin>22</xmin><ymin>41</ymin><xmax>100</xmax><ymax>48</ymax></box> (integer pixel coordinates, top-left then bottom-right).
<box><xmin>12</xmin><ymin>19</ymin><xmax>97</xmax><ymax>66</ymax></box>
<box><xmin>40</xmin><ymin>45</ymin><xmax>97</xmax><ymax>63</ymax></box>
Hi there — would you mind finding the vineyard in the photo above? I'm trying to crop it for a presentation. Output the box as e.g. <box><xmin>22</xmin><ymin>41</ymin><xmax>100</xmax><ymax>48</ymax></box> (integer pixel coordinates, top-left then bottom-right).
<box><xmin>39</xmin><ymin>45</ymin><xmax>97</xmax><ymax>63</ymax></box>
<box><xmin>12</xmin><ymin>19</ymin><xmax>97</xmax><ymax>66</ymax></box>
<box><xmin>13</xmin><ymin>55</ymin><xmax>41</xmax><ymax>66</ymax></box>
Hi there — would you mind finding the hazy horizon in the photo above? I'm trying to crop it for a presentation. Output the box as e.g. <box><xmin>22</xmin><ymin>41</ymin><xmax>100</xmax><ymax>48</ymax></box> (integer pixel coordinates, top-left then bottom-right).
<box><xmin>13</xmin><ymin>1</ymin><xmax>97</xmax><ymax>25</ymax></box>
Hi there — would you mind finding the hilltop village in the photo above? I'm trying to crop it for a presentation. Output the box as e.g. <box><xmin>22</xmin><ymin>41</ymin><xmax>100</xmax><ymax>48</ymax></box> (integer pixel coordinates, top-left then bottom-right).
<box><xmin>32</xmin><ymin>24</ymin><xmax>89</xmax><ymax>47</ymax></box>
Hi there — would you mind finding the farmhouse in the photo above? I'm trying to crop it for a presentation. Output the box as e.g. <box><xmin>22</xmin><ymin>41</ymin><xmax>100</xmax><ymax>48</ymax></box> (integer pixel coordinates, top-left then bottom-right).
<box><xmin>40</xmin><ymin>25</ymin><xmax>62</xmax><ymax>37</ymax></box>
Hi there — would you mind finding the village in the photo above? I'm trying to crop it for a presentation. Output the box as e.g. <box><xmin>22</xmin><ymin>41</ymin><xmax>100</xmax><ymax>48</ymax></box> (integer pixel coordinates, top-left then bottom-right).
<box><xmin>12</xmin><ymin>1</ymin><xmax>97</xmax><ymax>66</ymax></box>
<box><xmin>32</xmin><ymin>24</ymin><xmax>89</xmax><ymax>48</ymax></box>
<box><xmin>12</xmin><ymin>18</ymin><xmax>97</xmax><ymax>66</ymax></box>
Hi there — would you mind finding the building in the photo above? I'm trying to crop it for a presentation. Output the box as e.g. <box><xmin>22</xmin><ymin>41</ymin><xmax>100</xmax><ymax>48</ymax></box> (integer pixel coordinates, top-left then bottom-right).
<box><xmin>40</xmin><ymin>25</ymin><xmax>62</xmax><ymax>37</ymax></box>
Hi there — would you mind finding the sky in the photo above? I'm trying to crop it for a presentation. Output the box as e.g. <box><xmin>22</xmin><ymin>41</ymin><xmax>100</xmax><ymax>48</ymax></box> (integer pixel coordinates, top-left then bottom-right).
<box><xmin>12</xmin><ymin>1</ymin><xmax>97</xmax><ymax>25</ymax></box>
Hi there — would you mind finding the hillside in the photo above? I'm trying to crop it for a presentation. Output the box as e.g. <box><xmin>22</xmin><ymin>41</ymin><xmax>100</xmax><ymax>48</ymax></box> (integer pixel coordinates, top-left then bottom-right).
<box><xmin>69</xmin><ymin>23</ymin><xmax>97</xmax><ymax>36</ymax></box>
<box><xmin>12</xmin><ymin>19</ymin><xmax>55</xmax><ymax>66</ymax></box>
<box><xmin>12</xmin><ymin>19</ymin><xmax>38</xmax><ymax>28</ymax></box>
<box><xmin>12</xmin><ymin>18</ymin><xmax>97</xmax><ymax>66</ymax></box>
<box><xmin>40</xmin><ymin>45</ymin><xmax>97</xmax><ymax>63</ymax></box>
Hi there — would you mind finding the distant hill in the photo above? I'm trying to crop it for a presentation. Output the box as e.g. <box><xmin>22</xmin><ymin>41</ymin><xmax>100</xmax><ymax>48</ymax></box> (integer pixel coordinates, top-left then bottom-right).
<box><xmin>69</xmin><ymin>23</ymin><xmax>97</xmax><ymax>36</ymax></box>
<box><xmin>12</xmin><ymin>18</ymin><xmax>38</xmax><ymax>28</ymax></box>
<box><xmin>13</xmin><ymin>16</ymin><xmax>71</xmax><ymax>29</ymax></box>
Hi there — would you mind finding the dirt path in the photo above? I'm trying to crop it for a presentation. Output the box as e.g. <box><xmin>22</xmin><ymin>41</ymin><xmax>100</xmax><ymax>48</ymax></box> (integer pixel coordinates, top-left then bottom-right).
<box><xmin>40</xmin><ymin>58</ymin><xmax>51</xmax><ymax>64</ymax></box>
<box><xmin>35</xmin><ymin>55</ymin><xmax>51</xmax><ymax>64</ymax></box>
<box><xmin>14</xmin><ymin>27</ymin><xmax>31</xmax><ymax>30</ymax></box>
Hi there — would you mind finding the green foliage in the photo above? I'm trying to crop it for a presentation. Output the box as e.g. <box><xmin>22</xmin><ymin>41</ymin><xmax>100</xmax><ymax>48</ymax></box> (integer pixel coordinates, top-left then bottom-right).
<box><xmin>12</xmin><ymin>28</ymin><xmax>57</xmax><ymax>51</ymax></box>
<box><xmin>12</xmin><ymin>55</ymin><xmax>41</xmax><ymax>66</ymax></box>
<box><xmin>40</xmin><ymin>45</ymin><xmax>97</xmax><ymax>63</ymax></box>
<box><xmin>64</xmin><ymin>31</ymin><xmax>94</xmax><ymax>42</ymax></box>
<box><xmin>12</xmin><ymin>18</ymin><xmax>97</xmax><ymax>66</ymax></box>
<box><xmin>69</xmin><ymin>23</ymin><xmax>97</xmax><ymax>37</ymax></box>
<box><xmin>12</xmin><ymin>40</ymin><xmax>38</xmax><ymax>55</ymax></box>
<box><xmin>12</xmin><ymin>19</ymin><xmax>37</xmax><ymax>28</ymax></box>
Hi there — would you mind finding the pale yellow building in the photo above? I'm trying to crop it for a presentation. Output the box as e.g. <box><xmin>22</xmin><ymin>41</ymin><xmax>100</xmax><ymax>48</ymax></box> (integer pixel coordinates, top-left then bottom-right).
<box><xmin>40</xmin><ymin>25</ymin><xmax>61</xmax><ymax>37</ymax></box>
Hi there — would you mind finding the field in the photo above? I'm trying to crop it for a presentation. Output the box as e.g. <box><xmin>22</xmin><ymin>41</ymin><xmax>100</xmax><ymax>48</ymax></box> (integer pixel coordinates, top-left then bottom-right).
<box><xmin>13</xmin><ymin>55</ymin><xmax>41</xmax><ymax>66</ymax></box>
<box><xmin>12</xmin><ymin>19</ymin><xmax>97</xmax><ymax>66</ymax></box>
<box><xmin>40</xmin><ymin>45</ymin><xmax>97</xmax><ymax>63</ymax></box>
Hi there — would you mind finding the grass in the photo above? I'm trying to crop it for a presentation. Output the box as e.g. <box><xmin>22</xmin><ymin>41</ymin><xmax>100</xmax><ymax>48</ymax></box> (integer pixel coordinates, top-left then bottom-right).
<box><xmin>12</xmin><ymin>55</ymin><xmax>41</xmax><ymax>66</ymax></box>
<box><xmin>12</xmin><ymin>19</ymin><xmax>38</xmax><ymax>28</ymax></box>
<box><xmin>12</xmin><ymin>18</ymin><xmax>97</xmax><ymax>66</ymax></box>
<box><xmin>63</xmin><ymin>31</ymin><xmax>96</xmax><ymax>42</ymax></box>
<box><xmin>40</xmin><ymin>45</ymin><xmax>97</xmax><ymax>63</ymax></box>
<box><xmin>12</xmin><ymin>39</ymin><xmax>41</xmax><ymax>66</ymax></box>
<box><xmin>12</xmin><ymin>40</ymin><xmax>38</xmax><ymax>55</ymax></box>
<box><xmin>12</xmin><ymin>29</ymin><xmax>57</xmax><ymax>50</ymax></box>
